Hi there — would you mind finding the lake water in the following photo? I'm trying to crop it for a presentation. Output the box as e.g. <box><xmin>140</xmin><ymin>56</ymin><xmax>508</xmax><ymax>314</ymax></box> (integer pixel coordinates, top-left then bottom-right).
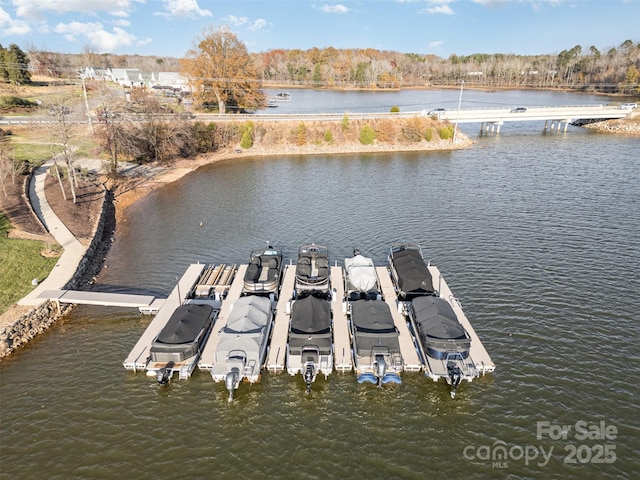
<box><xmin>1</xmin><ymin>90</ymin><xmax>638</xmax><ymax>479</ymax></box>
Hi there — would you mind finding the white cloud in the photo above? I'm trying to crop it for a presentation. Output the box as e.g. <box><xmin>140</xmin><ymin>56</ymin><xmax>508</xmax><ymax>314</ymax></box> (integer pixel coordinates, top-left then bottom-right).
<box><xmin>317</xmin><ymin>4</ymin><xmax>351</xmax><ymax>14</ymax></box>
<box><xmin>419</xmin><ymin>0</ymin><xmax>456</xmax><ymax>15</ymax></box>
<box><xmin>0</xmin><ymin>6</ymin><xmax>31</xmax><ymax>35</ymax></box>
<box><xmin>54</xmin><ymin>21</ymin><xmax>141</xmax><ymax>52</ymax></box>
<box><xmin>156</xmin><ymin>0</ymin><xmax>212</xmax><ymax>19</ymax></box>
<box><xmin>249</xmin><ymin>19</ymin><xmax>268</xmax><ymax>31</ymax></box>
<box><xmin>12</xmin><ymin>0</ymin><xmax>143</xmax><ymax>21</ymax></box>
<box><xmin>427</xmin><ymin>40</ymin><xmax>444</xmax><ymax>50</ymax></box>
<box><xmin>471</xmin><ymin>0</ymin><xmax>511</xmax><ymax>6</ymax></box>
<box><xmin>112</xmin><ymin>19</ymin><xmax>131</xmax><ymax>27</ymax></box>
<box><xmin>223</xmin><ymin>15</ymin><xmax>249</xmax><ymax>26</ymax></box>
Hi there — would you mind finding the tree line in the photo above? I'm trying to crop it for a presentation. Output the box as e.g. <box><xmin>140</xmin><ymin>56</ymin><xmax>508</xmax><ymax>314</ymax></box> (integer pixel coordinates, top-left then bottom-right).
<box><xmin>11</xmin><ymin>38</ymin><xmax>640</xmax><ymax>95</ymax></box>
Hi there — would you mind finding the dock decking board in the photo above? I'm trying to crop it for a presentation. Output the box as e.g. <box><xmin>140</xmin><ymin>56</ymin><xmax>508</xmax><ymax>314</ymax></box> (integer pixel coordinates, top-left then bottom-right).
<box><xmin>198</xmin><ymin>264</ymin><xmax>247</xmax><ymax>370</ymax></box>
<box><xmin>427</xmin><ymin>265</ymin><xmax>495</xmax><ymax>376</ymax></box>
<box><xmin>122</xmin><ymin>264</ymin><xmax>205</xmax><ymax>371</ymax></box>
<box><xmin>266</xmin><ymin>264</ymin><xmax>296</xmax><ymax>373</ymax></box>
<box><xmin>376</xmin><ymin>266</ymin><xmax>423</xmax><ymax>372</ymax></box>
<box><xmin>330</xmin><ymin>266</ymin><xmax>352</xmax><ymax>372</ymax></box>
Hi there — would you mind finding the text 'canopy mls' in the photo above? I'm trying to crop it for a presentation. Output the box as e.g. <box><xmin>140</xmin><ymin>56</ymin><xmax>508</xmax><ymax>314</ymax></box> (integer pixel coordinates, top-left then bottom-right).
<box><xmin>181</xmin><ymin>26</ymin><xmax>266</xmax><ymax>114</ymax></box>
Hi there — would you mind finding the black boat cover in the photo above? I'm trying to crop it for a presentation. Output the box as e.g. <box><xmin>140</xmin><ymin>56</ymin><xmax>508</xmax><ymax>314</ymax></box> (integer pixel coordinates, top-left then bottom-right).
<box><xmin>411</xmin><ymin>296</ymin><xmax>467</xmax><ymax>342</ymax></box>
<box><xmin>391</xmin><ymin>247</ymin><xmax>434</xmax><ymax>295</ymax></box>
<box><xmin>290</xmin><ymin>295</ymin><xmax>331</xmax><ymax>334</ymax></box>
<box><xmin>155</xmin><ymin>304</ymin><xmax>214</xmax><ymax>345</ymax></box>
<box><xmin>351</xmin><ymin>301</ymin><xmax>397</xmax><ymax>334</ymax></box>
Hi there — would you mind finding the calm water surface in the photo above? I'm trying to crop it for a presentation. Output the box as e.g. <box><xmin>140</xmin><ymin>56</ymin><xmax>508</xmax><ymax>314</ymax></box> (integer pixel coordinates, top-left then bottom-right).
<box><xmin>1</xmin><ymin>91</ymin><xmax>639</xmax><ymax>479</ymax></box>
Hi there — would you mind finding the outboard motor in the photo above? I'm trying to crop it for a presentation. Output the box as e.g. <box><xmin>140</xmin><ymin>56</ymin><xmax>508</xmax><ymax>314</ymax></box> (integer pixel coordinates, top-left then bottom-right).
<box><xmin>156</xmin><ymin>361</ymin><xmax>175</xmax><ymax>385</ymax></box>
<box><xmin>447</xmin><ymin>361</ymin><xmax>463</xmax><ymax>399</ymax></box>
<box><xmin>303</xmin><ymin>364</ymin><xmax>315</xmax><ymax>394</ymax></box>
<box><xmin>374</xmin><ymin>354</ymin><xmax>387</xmax><ymax>388</ymax></box>
<box><xmin>225</xmin><ymin>369</ymin><xmax>240</xmax><ymax>402</ymax></box>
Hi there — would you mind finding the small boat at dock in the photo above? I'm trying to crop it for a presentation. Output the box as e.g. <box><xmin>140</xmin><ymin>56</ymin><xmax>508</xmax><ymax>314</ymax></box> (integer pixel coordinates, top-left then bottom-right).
<box><xmin>387</xmin><ymin>243</ymin><xmax>492</xmax><ymax>398</ymax></box>
<box><xmin>242</xmin><ymin>245</ymin><xmax>284</xmax><ymax>299</ymax></box>
<box><xmin>286</xmin><ymin>293</ymin><xmax>333</xmax><ymax>393</ymax></box>
<box><xmin>210</xmin><ymin>295</ymin><xmax>275</xmax><ymax>401</ymax></box>
<box><xmin>344</xmin><ymin>250</ymin><xmax>402</xmax><ymax>386</ymax></box>
<box><xmin>148</xmin><ymin>303</ymin><xmax>219</xmax><ymax>384</ymax></box>
<box><xmin>295</xmin><ymin>244</ymin><xmax>330</xmax><ymax>296</ymax></box>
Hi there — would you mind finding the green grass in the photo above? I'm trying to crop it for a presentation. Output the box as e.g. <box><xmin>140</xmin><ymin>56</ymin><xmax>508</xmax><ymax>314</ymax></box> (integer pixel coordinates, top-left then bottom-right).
<box><xmin>0</xmin><ymin>213</ymin><xmax>59</xmax><ymax>312</ymax></box>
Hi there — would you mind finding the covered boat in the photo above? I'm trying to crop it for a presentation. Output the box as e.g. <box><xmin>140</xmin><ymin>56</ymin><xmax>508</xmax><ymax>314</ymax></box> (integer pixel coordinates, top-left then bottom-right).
<box><xmin>388</xmin><ymin>243</ymin><xmax>436</xmax><ymax>304</ymax></box>
<box><xmin>242</xmin><ymin>246</ymin><xmax>284</xmax><ymax>298</ymax></box>
<box><xmin>350</xmin><ymin>300</ymin><xmax>403</xmax><ymax>386</ymax></box>
<box><xmin>410</xmin><ymin>295</ymin><xmax>472</xmax><ymax>397</ymax></box>
<box><xmin>295</xmin><ymin>244</ymin><xmax>330</xmax><ymax>295</ymax></box>
<box><xmin>344</xmin><ymin>250</ymin><xmax>381</xmax><ymax>302</ymax></box>
<box><xmin>411</xmin><ymin>296</ymin><xmax>471</xmax><ymax>360</ymax></box>
<box><xmin>287</xmin><ymin>294</ymin><xmax>333</xmax><ymax>393</ymax></box>
<box><xmin>210</xmin><ymin>295</ymin><xmax>274</xmax><ymax>401</ymax></box>
<box><xmin>149</xmin><ymin>303</ymin><xmax>218</xmax><ymax>384</ymax></box>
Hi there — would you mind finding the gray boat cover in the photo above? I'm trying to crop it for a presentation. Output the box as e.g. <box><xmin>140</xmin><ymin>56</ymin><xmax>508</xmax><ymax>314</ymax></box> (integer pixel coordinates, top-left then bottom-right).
<box><xmin>344</xmin><ymin>255</ymin><xmax>378</xmax><ymax>293</ymax></box>
<box><xmin>223</xmin><ymin>296</ymin><xmax>272</xmax><ymax>334</ymax></box>
<box><xmin>290</xmin><ymin>295</ymin><xmax>331</xmax><ymax>334</ymax></box>
<box><xmin>390</xmin><ymin>247</ymin><xmax>434</xmax><ymax>295</ymax></box>
<box><xmin>411</xmin><ymin>296</ymin><xmax>468</xmax><ymax>342</ymax></box>
<box><xmin>214</xmin><ymin>296</ymin><xmax>272</xmax><ymax>366</ymax></box>
<box><xmin>154</xmin><ymin>304</ymin><xmax>214</xmax><ymax>345</ymax></box>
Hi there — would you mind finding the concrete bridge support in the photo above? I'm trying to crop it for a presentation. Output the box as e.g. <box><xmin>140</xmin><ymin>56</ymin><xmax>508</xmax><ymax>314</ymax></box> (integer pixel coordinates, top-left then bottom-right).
<box><xmin>544</xmin><ymin>119</ymin><xmax>571</xmax><ymax>133</ymax></box>
<box><xmin>480</xmin><ymin>121</ymin><xmax>503</xmax><ymax>135</ymax></box>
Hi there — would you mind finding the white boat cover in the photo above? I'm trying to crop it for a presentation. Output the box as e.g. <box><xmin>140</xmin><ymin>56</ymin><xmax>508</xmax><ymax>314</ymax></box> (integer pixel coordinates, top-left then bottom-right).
<box><xmin>344</xmin><ymin>255</ymin><xmax>378</xmax><ymax>293</ymax></box>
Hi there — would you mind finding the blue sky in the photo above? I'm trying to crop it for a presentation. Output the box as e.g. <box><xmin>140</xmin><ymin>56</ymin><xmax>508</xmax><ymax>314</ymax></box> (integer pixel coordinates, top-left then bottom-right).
<box><xmin>1</xmin><ymin>0</ymin><xmax>638</xmax><ymax>58</ymax></box>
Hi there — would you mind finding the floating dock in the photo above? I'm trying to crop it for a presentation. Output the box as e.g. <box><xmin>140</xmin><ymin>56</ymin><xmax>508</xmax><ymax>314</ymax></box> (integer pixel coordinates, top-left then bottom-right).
<box><xmin>118</xmin><ymin>253</ymin><xmax>495</xmax><ymax>392</ymax></box>
<box><xmin>123</xmin><ymin>263</ymin><xmax>238</xmax><ymax>379</ymax></box>
<box><xmin>424</xmin><ymin>265</ymin><xmax>495</xmax><ymax>380</ymax></box>
<box><xmin>331</xmin><ymin>266</ymin><xmax>352</xmax><ymax>373</ymax></box>
<box><xmin>376</xmin><ymin>267</ymin><xmax>423</xmax><ymax>372</ymax></box>
<box><xmin>198</xmin><ymin>264</ymin><xmax>247</xmax><ymax>371</ymax></box>
<box><xmin>123</xmin><ymin>263</ymin><xmax>206</xmax><ymax>372</ymax></box>
<box><xmin>266</xmin><ymin>264</ymin><xmax>296</xmax><ymax>373</ymax></box>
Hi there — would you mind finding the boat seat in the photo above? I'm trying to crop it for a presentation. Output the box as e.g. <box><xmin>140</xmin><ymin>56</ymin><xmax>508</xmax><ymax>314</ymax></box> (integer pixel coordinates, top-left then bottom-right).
<box><xmin>297</xmin><ymin>264</ymin><xmax>311</xmax><ymax>277</ymax></box>
<box><xmin>245</xmin><ymin>263</ymin><xmax>260</xmax><ymax>282</ymax></box>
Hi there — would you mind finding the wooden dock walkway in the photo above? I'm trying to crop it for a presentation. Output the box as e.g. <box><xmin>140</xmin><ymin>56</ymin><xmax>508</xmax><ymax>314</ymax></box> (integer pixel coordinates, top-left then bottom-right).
<box><xmin>266</xmin><ymin>264</ymin><xmax>296</xmax><ymax>373</ymax></box>
<box><xmin>330</xmin><ymin>266</ymin><xmax>352</xmax><ymax>373</ymax></box>
<box><xmin>122</xmin><ymin>264</ymin><xmax>205</xmax><ymax>372</ymax></box>
<box><xmin>198</xmin><ymin>264</ymin><xmax>247</xmax><ymax>371</ymax></box>
<box><xmin>427</xmin><ymin>265</ymin><xmax>495</xmax><ymax>377</ymax></box>
<box><xmin>376</xmin><ymin>266</ymin><xmax>423</xmax><ymax>372</ymax></box>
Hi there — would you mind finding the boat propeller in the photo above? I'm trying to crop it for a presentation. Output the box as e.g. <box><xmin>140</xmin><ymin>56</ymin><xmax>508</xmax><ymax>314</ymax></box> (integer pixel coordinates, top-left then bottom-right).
<box><xmin>156</xmin><ymin>361</ymin><xmax>175</xmax><ymax>385</ymax></box>
<box><xmin>447</xmin><ymin>361</ymin><xmax>463</xmax><ymax>399</ymax></box>
<box><xmin>304</xmin><ymin>364</ymin><xmax>315</xmax><ymax>394</ymax></box>
<box><xmin>374</xmin><ymin>355</ymin><xmax>387</xmax><ymax>388</ymax></box>
<box><xmin>225</xmin><ymin>370</ymin><xmax>240</xmax><ymax>402</ymax></box>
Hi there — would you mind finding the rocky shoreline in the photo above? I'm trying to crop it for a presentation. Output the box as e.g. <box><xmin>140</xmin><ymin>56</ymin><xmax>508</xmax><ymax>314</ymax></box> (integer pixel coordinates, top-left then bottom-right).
<box><xmin>579</xmin><ymin>114</ymin><xmax>640</xmax><ymax>135</ymax></box>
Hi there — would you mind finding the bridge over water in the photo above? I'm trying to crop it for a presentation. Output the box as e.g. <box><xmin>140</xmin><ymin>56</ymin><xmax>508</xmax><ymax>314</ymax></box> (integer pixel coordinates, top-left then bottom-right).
<box><xmin>436</xmin><ymin>104</ymin><xmax>631</xmax><ymax>133</ymax></box>
<box><xmin>1</xmin><ymin>104</ymin><xmax>631</xmax><ymax>134</ymax></box>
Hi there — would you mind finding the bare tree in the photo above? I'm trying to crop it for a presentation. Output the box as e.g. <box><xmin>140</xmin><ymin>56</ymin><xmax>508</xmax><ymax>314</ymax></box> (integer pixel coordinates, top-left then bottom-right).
<box><xmin>47</xmin><ymin>98</ymin><xmax>78</xmax><ymax>203</ymax></box>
